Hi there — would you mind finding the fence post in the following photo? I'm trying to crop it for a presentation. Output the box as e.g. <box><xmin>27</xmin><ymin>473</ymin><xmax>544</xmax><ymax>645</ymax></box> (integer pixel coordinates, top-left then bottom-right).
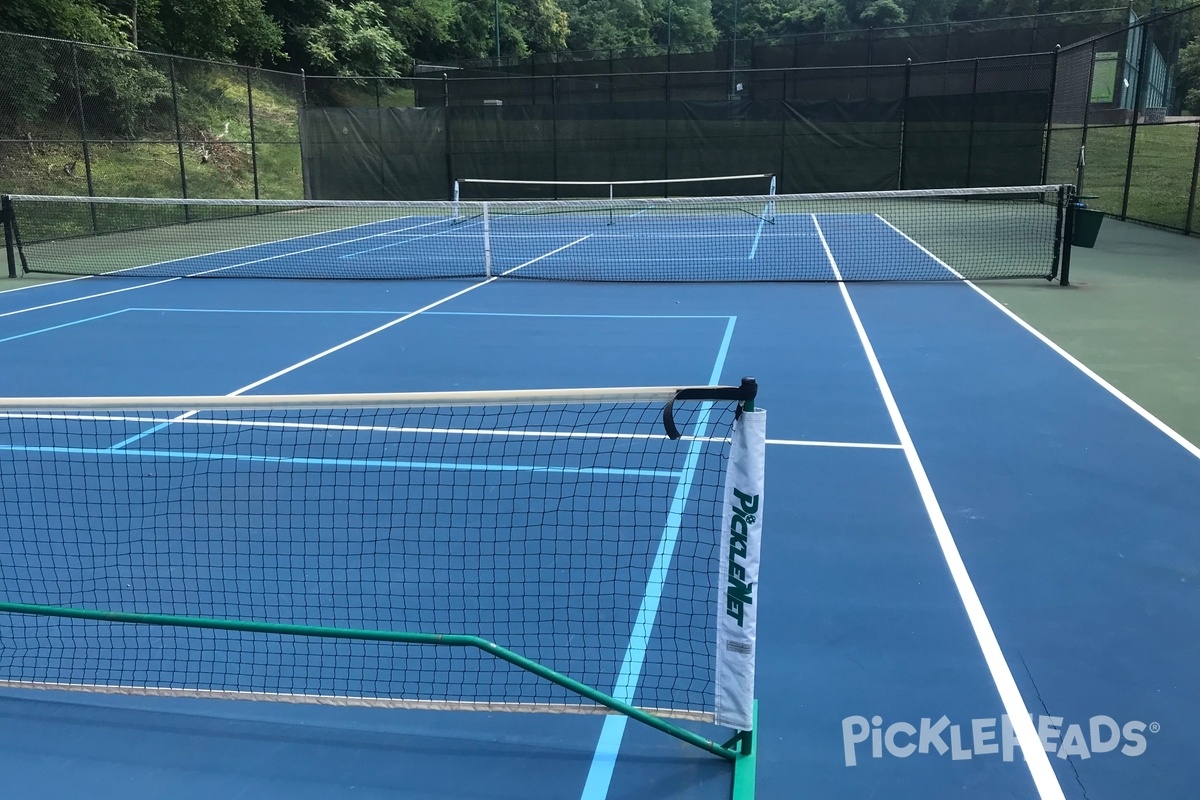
<box><xmin>1185</xmin><ymin>124</ymin><xmax>1200</xmax><ymax>235</ymax></box>
<box><xmin>1041</xmin><ymin>45</ymin><xmax>1060</xmax><ymax>185</ymax></box>
<box><xmin>551</xmin><ymin>75</ymin><xmax>559</xmax><ymax>198</ymax></box>
<box><xmin>443</xmin><ymin>73</ymin><xmax>454</xmax><ymax>200</ymax></box>
<box><xmin>965</xmin><ymin>59</ymin><xmax>979</xmax><ymax>187</ymax></box>
<box><xmin>1078</xmin><ymin>40</ymin><xmax>1097</xmax><ymax>194</ymax></box>
<box><xmin>168</xmin><ymin>59</ymin><xmax>189</xmax><ymax>217</ymax></box>
<box><xmin>1121</xmin><ymin>18</ymin><xmax>1152</xmax><ymax>220</ymax></box>
<box><xmin>779</xmin><ymin>75</ymin><xmax>789</xmax><ymax>191</ymax></box>
<box><xmin>300</xmin><ymin>68</ymin><xmax>309</xmax><ymax>108</ymax></box>
<box><xmin>899</xmin><ymin>58</ymin><xmax>912</xmax><ymax>189</ymax></box>
<box><xmin>246</xmin><ymin>68</ymin><xmax>260</xmax><ymax>201</ymax></box>
<box><xmin>69</xmin><ymin>43</ymin><xmax>98</xmax><ymax>233</ymax></box>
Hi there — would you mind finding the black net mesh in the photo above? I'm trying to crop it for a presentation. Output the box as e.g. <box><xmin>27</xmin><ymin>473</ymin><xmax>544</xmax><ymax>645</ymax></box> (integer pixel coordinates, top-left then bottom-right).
<box><xmin>0</xmin><ymin>394</ymin><xmax>742</xmax><ymax>717</ymax></box>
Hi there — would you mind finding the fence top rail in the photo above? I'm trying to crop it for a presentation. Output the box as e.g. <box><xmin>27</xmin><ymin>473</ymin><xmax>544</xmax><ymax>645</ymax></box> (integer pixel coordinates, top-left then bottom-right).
<box><xmin>428</xmin><ymin>52</ymin><xmax>1056</xmax><ymax>85</ymax></box>
<box><xmin>415</xmin><ymin>5</ymin><xmax>1131</xmax><ymax>74</ymax></box>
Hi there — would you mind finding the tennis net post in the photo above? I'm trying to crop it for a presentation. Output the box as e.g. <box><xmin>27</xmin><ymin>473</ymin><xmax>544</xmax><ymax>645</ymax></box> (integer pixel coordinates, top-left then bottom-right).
<box><xmin>1</xmin><ymin>195</ymin><xmax>16</xmax><ymax>279</ymax></box>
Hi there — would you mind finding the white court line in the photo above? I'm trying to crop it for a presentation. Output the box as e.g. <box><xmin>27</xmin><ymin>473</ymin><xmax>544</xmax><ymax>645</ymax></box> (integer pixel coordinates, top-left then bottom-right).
<box><xmin>105</xmin><ymin>234</ymin><xmax>599</xmax><ymax>451</ymax></box>
<box><xmin>873</xmin><ymin>213</ymin><xmax>1200</xmax><ymax>462</ymax></box>
<box><xmin>811</xmin><ymin>214</ymin><xmax>1067</xmax><ymax>800</ymax></box>
<box><xmin>0</xmin><ymin>277</ymin><xmax>185</xmax><ymax>319</ymax></box>
<box><xmin>0</xmin><ymin>216</ymin><xmax>449</xmax><ymax>320</ymax></box>
<box><xmin>766</xmin><ymin>437</ymin><xmax>902</xmax><ymax>449</ymax></box>
<box><xmin>223</xmin><ymin>235</ymin><xmax>593</xmax><ymax>398</ymax></box>
<box><xmin>0</xmin><ymin>274</ymin><xmax>91</xmax><ymax>295</ymax></box>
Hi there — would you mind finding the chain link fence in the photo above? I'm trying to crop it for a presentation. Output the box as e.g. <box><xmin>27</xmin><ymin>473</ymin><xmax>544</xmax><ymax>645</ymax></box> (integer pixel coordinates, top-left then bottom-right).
<box><xmin>0</xmin><ymin>31</ymin><xmax>306</xmax><ymax>209</ymax></box>
<box><xmin>1046</xmin><ymin>4</ymin><xmax>1200</xmax><ymax>236</ymax></box>
<box><xmin>4</xmin><ymin>7</ymin><xmax>1198</xmax><ymax>237</ymax></box>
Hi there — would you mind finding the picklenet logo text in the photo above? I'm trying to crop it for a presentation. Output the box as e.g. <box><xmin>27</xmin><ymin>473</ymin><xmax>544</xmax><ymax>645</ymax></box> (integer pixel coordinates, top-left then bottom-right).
<box><xmin>842</xmin><ymin>714</ymin><xmax>1156</xmax><ymax>767</ymax></box>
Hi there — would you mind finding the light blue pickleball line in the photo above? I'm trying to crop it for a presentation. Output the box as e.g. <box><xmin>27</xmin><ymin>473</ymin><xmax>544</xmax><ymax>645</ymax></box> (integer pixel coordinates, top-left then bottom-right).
<box><xmin>580</xmin><ymin>314</ymin><xmax>737</xmax><ymax>800</ymax></box>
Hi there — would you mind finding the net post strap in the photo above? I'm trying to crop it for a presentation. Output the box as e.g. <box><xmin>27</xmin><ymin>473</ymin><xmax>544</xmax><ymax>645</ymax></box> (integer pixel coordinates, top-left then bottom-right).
<box><xmin>663</xmin><ymin>377</ymin><xmax>758</xmax><ymax>439</ymax></box>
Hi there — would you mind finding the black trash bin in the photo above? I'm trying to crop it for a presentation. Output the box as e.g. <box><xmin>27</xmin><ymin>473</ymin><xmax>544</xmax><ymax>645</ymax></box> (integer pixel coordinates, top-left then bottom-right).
<box><xmin>1072</xmin><ymin>202</ymin><xmax>1105</xmax><ymax>248</ymax></box>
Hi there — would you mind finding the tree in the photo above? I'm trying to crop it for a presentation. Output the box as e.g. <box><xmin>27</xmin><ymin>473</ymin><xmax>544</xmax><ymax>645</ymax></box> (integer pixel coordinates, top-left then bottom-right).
<box><xmin>0</xmin><ymin>0</ymin><xmax>131</xmax><ymax>45</ymax></box>
<box><xmin>856</xmin><ymin>0</ymin><xmax>904</xmax><ymax>27</ymax></box>
<box><xmin>141</xmin><ymin>0</ymin><xmax>284</xmax><ymax>64</ymax></box>
<box><xmin>735</xmin><ymin>0</ymin><xmax>849</xmax><ymax>39</ymax></box>
<box><xmin>297</xmin><ymin>1</ymin><xmax>409</xmax><ymax>75</ymax></box>
<box><xmin>560</xmin><ymin>0</ymin><xmax>654</xmax><ymax>51</ymax></box>
<box><xmin>648</xmin><ymin>0</ymin><xmax>719</xmax><ymax>47</ymax></box>
<box><xmin>1178</xmin><ymin>36</ymin><xmax>1200</xmax><ymax>114</ymax></box>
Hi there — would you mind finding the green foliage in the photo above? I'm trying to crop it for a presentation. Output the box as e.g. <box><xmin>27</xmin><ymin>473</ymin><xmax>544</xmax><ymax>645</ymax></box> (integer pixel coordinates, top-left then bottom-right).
<box><xmin>76</xmin><ymin>49</ymin><xmax>173</xmax><ymax>134</ymax></box>
<box><xmin>648</xmin><ymin>0</ymin><xmax>719</xmax><ymax>46</ymax></box>
<box><xmin>1178</xmin><ymin>37</ymin><xmax>1200</xmax><ymax>114</ymax></box>
<box><xmin>388</xmin><ymin>0</ymin><xmax>458</xmax><ymax>63</ymax></box>
<box><xmin>856</xmin><ymin>0</ymin><xmax>904</xmax><ymax>27</ymax></box>
<box><xmin>561</xmin><ymin>0</ymin><xmax>653</xmax><ymax>50</ymax></box>
<box><xmin>513</xmin><ymin>0</ymin><xmax>570</xmax><ymax>53</ymax></box>
<box><xmin>736</xmin><ymin>0</ymin><xmax>850</xmax><ymax>39</ymax></box>
<box><xmin>144</xmin><ymin>0</ymin><xmax>284</xmax><ymax>64</ymax></box>
<box><xmin>0</xmin><ymin>41</ymin><xmax>59</xmax><ymax>123</ymax></box>
<box><xmin>297</xmin><ymin>1</ymin><xmax>410</xmax><ymax>75</ymax></box>
<box><xmin>442</xmin><ymin>0</ymin><xmax>568</xmax><ymax>60</ymax></box>
<box><xmin>0</xmin><ymin>0</ymin><xmax>131</xmax><ymax>46</ymax></box>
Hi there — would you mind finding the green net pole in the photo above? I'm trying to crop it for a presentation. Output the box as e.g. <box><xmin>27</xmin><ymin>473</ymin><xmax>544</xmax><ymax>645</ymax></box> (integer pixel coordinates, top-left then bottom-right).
<box><xmin>0</xmin><ymin>600</ymin><xmax>743</xmax><ymax>762</ymax></box>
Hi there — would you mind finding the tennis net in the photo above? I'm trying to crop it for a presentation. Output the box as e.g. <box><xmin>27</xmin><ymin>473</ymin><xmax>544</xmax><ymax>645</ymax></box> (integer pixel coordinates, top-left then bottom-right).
<box><xmin>2</xmin><ymin>186</ymin><xmax>1072</xmax><ymax>282</ymax></box>
<box><xmin>452</xmin><ymin>173</ymin><xmax>777</xmax><ymax>201</ymax></box>
<box><xmin>0</xmin><ymin>383</ymin><xmax>764</xmax><ymax>758</ymax></box>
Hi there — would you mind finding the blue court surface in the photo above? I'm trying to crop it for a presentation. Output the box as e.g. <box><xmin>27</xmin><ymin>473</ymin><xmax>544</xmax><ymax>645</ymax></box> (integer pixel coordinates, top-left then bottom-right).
<box><xmin>0</xmin><ymin>208</ymin><xmax>1197</xmax><ymax>800</ymax></box>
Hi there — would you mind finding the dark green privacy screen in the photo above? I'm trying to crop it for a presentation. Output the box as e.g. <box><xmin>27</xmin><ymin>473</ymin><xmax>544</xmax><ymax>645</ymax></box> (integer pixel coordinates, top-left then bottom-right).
<box><xmin>301</xmin><ymin>58</ymin><xmax>1053</xmax><ymax>201</ymax></box>
<box><xmin>301</xmin><ymin>107</ymin><xmax>449</xmax><ymax>200</ymax></box>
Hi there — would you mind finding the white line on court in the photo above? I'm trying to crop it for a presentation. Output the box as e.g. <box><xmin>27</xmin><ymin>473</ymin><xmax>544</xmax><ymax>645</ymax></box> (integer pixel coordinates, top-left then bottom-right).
<box><xmin>222</xmin><ymin>235</ymin><xmax>594</xmax><ymax>398</ymax></box>
<box><xmin>873</xmin><ymin>213</ymin><xmax>1200</xmax><ymax>462</ymax></box>
<box><xmin>812</xmin><ymin>214</ymin><xmax>1067</xmax><ymax>800</ymax></box>
<box><xmin>579</xmin><ymin>315</ymin><xmax>737</xmax><ymax>800</ymax></box>
<box><xmin>107</xmin><ymin>234</ymin><xmax>595</xmax><ymax>448</ymax></box>
<box><xmin>0</xmin><ymin>216</ymin><xmax>450</xmax><ymax>319</ymax></box>
<box><xmin>766</xmin><ymin>437</ymin><xmax>902</xmax><ymax>449</ymax></box>
<box><xmin>0</xmin><ymin>278</ymin><xmax>184</xmax><ymax>319</ymax></box>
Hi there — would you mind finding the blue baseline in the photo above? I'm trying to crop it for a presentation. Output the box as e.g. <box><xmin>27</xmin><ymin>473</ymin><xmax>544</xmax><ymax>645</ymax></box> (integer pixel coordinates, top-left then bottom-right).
<box><xmin>580</xmin><ymin>314</ymin><xmax>738</xmax><ymax>800</ymax></box>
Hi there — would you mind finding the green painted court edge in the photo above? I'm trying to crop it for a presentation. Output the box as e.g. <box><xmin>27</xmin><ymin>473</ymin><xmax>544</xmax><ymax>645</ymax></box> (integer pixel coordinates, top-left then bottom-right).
<box><xmin>0</xmin><ymin>601</ymin><xmax>744</xmax><ymax>762</ymax></box>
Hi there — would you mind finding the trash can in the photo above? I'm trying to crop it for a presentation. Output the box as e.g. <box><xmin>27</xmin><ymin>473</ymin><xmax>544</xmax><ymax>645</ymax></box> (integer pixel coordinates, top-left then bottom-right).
<box><xmin>1072</xmin><ymin>202</ymin><xmax>1104</xmax><ymax>248</ymax></box>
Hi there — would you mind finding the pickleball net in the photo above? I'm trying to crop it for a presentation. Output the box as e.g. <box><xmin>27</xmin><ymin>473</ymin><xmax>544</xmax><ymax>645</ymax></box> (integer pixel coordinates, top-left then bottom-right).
<box><xmin>0</xmin><ymin>383</ymin><xmax>765</xmax><ymax>762</ymax></box>
<box><xmin>2</xmin><ymin>185</ymin><xmax>1073</xmax><ymax>283</ymax></box>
